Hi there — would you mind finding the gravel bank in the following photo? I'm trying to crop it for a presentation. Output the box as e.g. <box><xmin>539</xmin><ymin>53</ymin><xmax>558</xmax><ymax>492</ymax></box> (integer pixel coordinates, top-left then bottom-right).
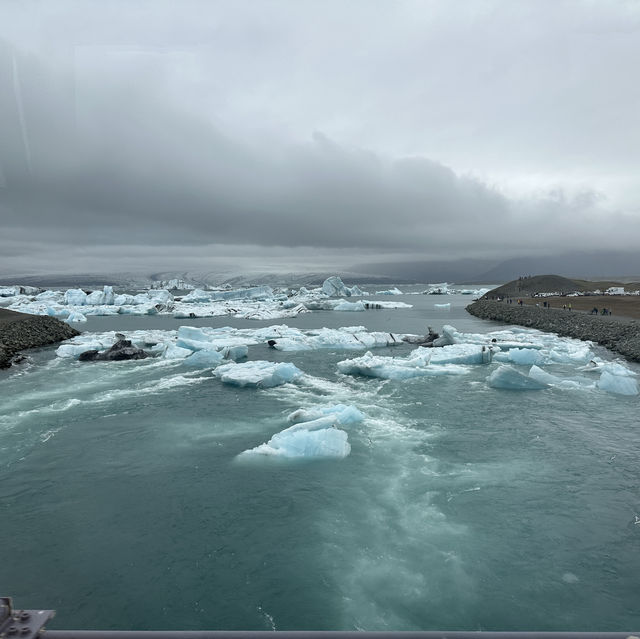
<box><xmin>0</xmin><ymin>310</ymin><xmax>80</xmax><ymax>369</ymax></box>
<box><xmin>466</xmin><ymin>300</ymin><xmax>640</xmax><ymax>362</ymax></box>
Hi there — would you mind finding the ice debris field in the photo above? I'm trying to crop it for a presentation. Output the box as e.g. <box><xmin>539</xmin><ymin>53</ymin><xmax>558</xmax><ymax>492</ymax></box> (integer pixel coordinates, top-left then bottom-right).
<box><xmin>0</xmin><ymin>277</ymin><xmax>488</xmax><ymax>322</ymax></box>
<box><xmin>42</xmin><ymin>319</ymin><xmax>639</xmax><ymax>462</ymax></box>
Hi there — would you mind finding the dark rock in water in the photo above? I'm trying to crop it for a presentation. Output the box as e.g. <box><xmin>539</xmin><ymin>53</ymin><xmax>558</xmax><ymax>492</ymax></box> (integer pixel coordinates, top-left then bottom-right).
<box><xmin>79</xmin><ymin>339</ymin><xmax>149</xmax><ymax>362</ymax></box>
<box><xmin>402</xmin><ymin>327</ymin><xmax>440</xmax><ymax>347</ymax></box>
<box><xmin>78</xmin><ymin>349</ymin><xmax>101</xmax><ymax>362</ymax></box>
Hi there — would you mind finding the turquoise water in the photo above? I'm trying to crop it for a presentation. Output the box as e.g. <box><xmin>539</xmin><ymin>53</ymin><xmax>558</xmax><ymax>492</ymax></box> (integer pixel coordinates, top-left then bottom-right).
<box><xmin>2</xmin><ymin>289</ymin><xmax>639</xmax><ymax>630</ymax></box>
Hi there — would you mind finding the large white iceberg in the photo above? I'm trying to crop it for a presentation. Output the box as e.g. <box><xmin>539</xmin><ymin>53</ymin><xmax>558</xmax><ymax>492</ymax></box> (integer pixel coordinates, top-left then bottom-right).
<box><xmin>321</xmin><ymin>276</ymin><xmax>363</xmax><ymax>297</ymax></box>
<box><xmin>214</xmin><ymin>360</ymin><xmax>303</xmax><ymax>388</ymax></box>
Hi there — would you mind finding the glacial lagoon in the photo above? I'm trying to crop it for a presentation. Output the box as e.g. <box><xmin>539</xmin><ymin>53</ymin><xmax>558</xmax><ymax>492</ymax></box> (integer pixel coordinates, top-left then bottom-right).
<box><xmin>1</xmin><ymin>284</ymin><xmax>639</xmax><ymax>631</ymax></box>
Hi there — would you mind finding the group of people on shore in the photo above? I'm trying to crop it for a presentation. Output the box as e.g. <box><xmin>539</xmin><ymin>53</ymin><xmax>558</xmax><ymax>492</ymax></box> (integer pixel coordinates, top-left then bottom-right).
<box><xmin>486</xmin><ymin>296</ymin><xmax>617</xmax><ymax>316</ymax></box>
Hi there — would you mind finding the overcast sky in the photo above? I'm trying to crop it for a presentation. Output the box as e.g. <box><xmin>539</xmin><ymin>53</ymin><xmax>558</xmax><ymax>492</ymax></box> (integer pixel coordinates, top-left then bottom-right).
<box><xmin>1</xmin><ymin>0</ymin><xmax>639</xmax><ymax>276</ymax></box>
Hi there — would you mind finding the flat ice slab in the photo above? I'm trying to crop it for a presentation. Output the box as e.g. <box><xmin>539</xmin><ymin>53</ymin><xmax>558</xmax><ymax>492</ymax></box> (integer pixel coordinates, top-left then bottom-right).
<box><xmin>214</xmin><ymin>361</ymin><xmax>303</xmax><ymax>388</ymax></box>
<box><xmin>337</xmin><ymin>349</ymin><xmax>471</xmax><ymax>380</ymax></box>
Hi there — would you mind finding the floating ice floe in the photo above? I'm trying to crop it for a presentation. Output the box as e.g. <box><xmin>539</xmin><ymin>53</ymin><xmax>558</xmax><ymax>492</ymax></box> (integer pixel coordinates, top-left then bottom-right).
<box><xmin>487</xmin><ymin>365</ymin><xmax>549</xmax><ymax>390</ymax></box>
<box><xmin>433</xmin><ymin>325</ymin><xmax>594</xmax><ymax>364</ymax></box>
<box><xmin>425</xmin><ymin>283</ymin><xmax>450</xmax><ymax>295</ymax></box>
<box><xmin>213</xmin><ymin>361</ymin><xmax>303</xmax><ymax>388</ymax></box>
<box><xmin>337</xmin><ymin>348</ymin><xmax>472</xmax><ymax>380</ymax></box>
<box><xmin>375</xmin><ymin>287</ymin><xmax>403</xmax><ymax>295</ymax></box>
<box><xmin>455</xmin><ymin>287</ymin><xmax>492</xmax><ymax>296</ymax></box>
<box><xmin>334</xmin><ymin>301</ymin><xmax>365</xmax><ymax>312</ymax></box>
<box><xmin>493</xmin><ymin>348</ymin><xmax>546</xmax><ymax>366</ymax></box>
<box><xmin>287</xmin><ymin>403</ymin><xmax>365</xmax><ymax>425</ymax></box>
<box><xmin>239</xmin><ymin>404</ymin><xmax>363</xmax><ymax>459</ymax></box>
<box><xmin>434</xmin><ymin>303</ymin><xmax>451</xmax><ymax>310</ymax></box>
<box><xmin>266</xmin><ymin>326</ymin><xmax>404</xmax><ymax>352</ymax></box>
<box><xmin>597</xmin><ymin>371</ymin><xmax>639</xmax><ymax>396</ymax></box>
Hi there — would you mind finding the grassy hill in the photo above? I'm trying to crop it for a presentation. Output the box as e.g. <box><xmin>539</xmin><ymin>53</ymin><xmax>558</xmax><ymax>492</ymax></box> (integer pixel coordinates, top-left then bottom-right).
<box><xmin>489</xmin><ymin>274</ymin><xmax>640</xmax><ymax>298</ymax></box>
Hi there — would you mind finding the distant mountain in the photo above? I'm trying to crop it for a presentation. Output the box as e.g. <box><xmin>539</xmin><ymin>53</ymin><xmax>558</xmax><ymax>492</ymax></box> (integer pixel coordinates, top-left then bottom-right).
<box><xmin>350</xmin><ymin>259</ymin><xmax>500</xmax><ymax>284</ymax></box>
<box><xmin>476</xmin><ymin>251</ymin><xmax>640</xmax><ymax>283</ymax></box>
<box><xmin>353</xmin><ymin>251</ymin><xmax>640</xmax><ymax>284</ymax></box>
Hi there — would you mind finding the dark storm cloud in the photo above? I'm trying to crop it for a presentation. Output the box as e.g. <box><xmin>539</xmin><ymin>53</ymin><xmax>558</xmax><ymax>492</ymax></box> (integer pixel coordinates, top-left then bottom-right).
<box><xmin>0</xmin><ymin>0</ymin><xmax>639</xmax><ymax>274</ymax></box>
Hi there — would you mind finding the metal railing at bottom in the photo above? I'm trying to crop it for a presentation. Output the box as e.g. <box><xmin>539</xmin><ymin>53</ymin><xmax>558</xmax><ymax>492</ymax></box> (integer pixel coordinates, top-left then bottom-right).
<box><xmin>2</xmin><ymin>597</ymin><xmax>638</xmax><ymax>639</ymax></box>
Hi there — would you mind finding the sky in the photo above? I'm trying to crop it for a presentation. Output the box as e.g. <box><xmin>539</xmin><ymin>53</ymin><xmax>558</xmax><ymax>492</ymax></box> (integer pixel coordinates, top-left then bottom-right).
<box><xmin>0</xmin><ymin>0</ymin><xmax>639</xmax><ymax>276</ymax></box>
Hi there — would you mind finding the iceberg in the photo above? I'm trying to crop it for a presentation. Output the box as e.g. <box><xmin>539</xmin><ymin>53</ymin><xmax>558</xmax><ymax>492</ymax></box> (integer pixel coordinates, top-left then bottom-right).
<box><xmin>334</xmin><ymin>301</ymin><xmax>365</xmax><ymax>312</ymax></box>
<box><xmin>487</xmin><ymin>365</ymin><xmax>548</xmax><ymax>390</ymax></box>
<box><xmin>214</xmin><ymin>361</ymin><xmax>303</xmax><ymax>388</ymax></box>
<box><xmin>597</xmin><ymin>371</ymin><xmax>639</xmax><ymax>396</ymax></box>
<box><xmin>322</xmin><ymin>276</ymin><xmax>353</xmax><ymax>297</ymax></box>
<box><xmin>46</xmin><ymin>306</ymin><xmax>70</xmax><ymax>318</ymax></box>
<box><xmin>86</xmin><ymin>286</ymin><xmax>115</xmax><ymax>306</ymax></box>
<box><xmin>287</xmin><ymin>404</ymin><xmax>365</xmax><ymax>425</ymax></box>
<box><xmin>239</xmin><ymin>413</ymin><xmax>355</xmax><ymax>459</ymax></box>
<box><xmin>162</xmin><ymin>343</ymin><xmax>193</xmax><ymax>359</ymax></box>
<box><xmin>430</xmin><ymin>344</ymin><xmax>495</xmax><ymax>365</ymax></box>
<box><xmin>266</xmin><ymin>327</ymin><xmax>402</xmax><ymax>352</ymax></box>
<box><xmin>337</xmin><ymin>349</ymin><xmax>470</xmax><ymax>380</ymax></box>
<box><xmin>375</xmin><ymin>287</ymin><xmax>403</xmax><ymax>295</ymax></box>
<box><xmin>37</xmin><ymin>290</ymin><xmax>62</xmax><ymax>301</ymax></box>
<box><xmin>209</xmin><ymin>285</ymin><xmax>274</xmax><ymax>301</ymax></box>
<box><xmin>426</xmin><ymin>283</ymin><xmax>450</xmax><ymax>295</ymax></box>
<box><xmin>493</xmin><ymin>348</ymin><xmax>545</xmax><ymax>366</ymax></box>
<box><xmin>56</xmin><ymin>341</ymin><xmax>105</xmax><ymax>358</ymax></box>
<box><xmin>181</xmin><ymin>288</ymin><xmax>211</xmax><ymax>303</ymax></box>
<box><xmin>64</xmin><ymin>289</ymin><xmax>87</xmax><ymax>305</ymax></box>
<box><xmin>65</xmin><ymin>311</ymin><xmax>87</xmax><ymax>323</ymax></box>
<box><xmin>527</xmin><ymin>365</ymin><xmax>593</xmax><ymax>390</ymax></box>
<box><xmin>434</xmin><ymin>303</ymin><xmax>451</xmax><ymax>309</ymax></box>
<box><xmin>183</xmin><ymin>349</ymin><xmax>224</xmax><ymax>367</ymax></box>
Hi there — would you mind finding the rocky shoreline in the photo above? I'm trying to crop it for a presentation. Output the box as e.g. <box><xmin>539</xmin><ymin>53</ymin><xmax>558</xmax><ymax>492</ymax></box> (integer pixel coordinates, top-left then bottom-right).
<box><xmin>466</xmin><ymin>300</ymin><xmax>640</xmax><ymax>362</ymax></box>
<box><xmin>0</xmin><ymin>310</ymin><xmax>80</xmax><ymax>369</ymax></box>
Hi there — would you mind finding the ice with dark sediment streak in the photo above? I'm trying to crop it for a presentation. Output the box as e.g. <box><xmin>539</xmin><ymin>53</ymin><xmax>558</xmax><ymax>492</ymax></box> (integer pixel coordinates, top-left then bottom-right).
<box><xmin>337</xmin><ymin>349</ymin><xmax>471</xmax><ymax>380</ymax></box>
